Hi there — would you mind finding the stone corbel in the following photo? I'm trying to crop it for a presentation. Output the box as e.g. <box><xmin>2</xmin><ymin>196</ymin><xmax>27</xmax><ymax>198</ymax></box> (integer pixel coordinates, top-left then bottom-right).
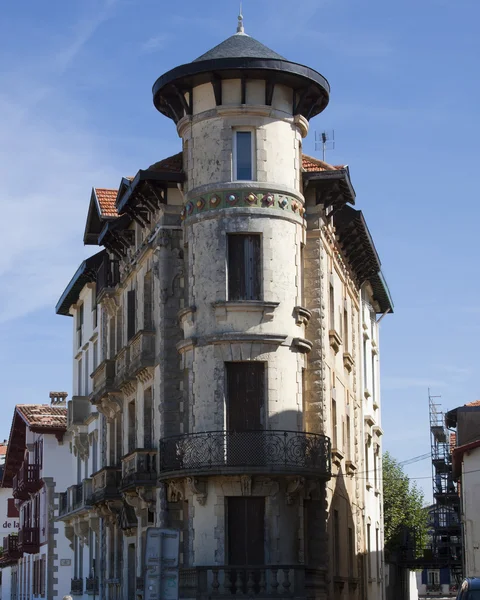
<box><xmin>103</xmin><ymin>295</ymin><xmax>118</xmax><ymax>318</ymax></box>
<box><xmin>73</xmin><ymin>432</ymin><xmax>90</xmax><ymax>460</ymax></box>
<box><xmin>73</xmin><ymin>518</ymin><xmax>90</xmax><ymax>546</ymax></box>
<box><xmin>166</xmin><ymin>480</ymin><xmax>184</xmax><ymax>503</ymax></box>
<box><xmin>89</xmin><ymin>515</ymin><xmax>100</xmax><ymax>534</ymax></box>
<box><xmin>99</xmin><ymin>393</ymin><xmax>123</xmax><ymax>420</ymax></box>
<box><xmin>286</xmin><ymin>477</ymin><xmax>305</xmax><ymax>505</ymax></box>
<box><xmin>64</xmin><ymin>524</ymin><xmax>75</xmax><ymax>551</ymax></box>
<box><xmin>186</xmin><ymin>477</ymin><xmax>207</xmax><ymax>506</ymax></box>
<box><xmin>121</xmin><ymin>380</ymin><xmax>136</xmax><ymax>396</ymax></box>
<box><xmin>124</xmin><ymin>493</ymin><xmax>143</xmax><ymax>520</ymax></box>
<box><xmin>137</xmin><ymin>487</ymin><xmax>156</xmax><ymax>513</ymax></box>
<box><xmin>240</xmin><ymin>475</ymin><xmax>252</xmax><ymax>496</ymax></box>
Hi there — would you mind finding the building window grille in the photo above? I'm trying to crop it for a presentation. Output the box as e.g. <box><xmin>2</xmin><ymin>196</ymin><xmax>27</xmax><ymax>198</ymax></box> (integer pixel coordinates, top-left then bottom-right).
<box><xmin>227</xmin><ymin>234</ymin><xmax>261</xmax><ymax>301</ymax></box>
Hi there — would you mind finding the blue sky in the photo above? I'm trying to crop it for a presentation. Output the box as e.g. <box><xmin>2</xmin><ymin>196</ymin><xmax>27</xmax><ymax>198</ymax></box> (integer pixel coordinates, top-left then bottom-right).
<box><xmin>1</xmin><ymin>0</ymin><xmax>479</xmax><ymax>499</ymax></box>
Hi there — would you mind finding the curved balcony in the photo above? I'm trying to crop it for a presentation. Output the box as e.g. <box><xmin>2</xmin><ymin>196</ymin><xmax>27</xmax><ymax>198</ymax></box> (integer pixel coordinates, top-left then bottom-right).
<box><xmin>159</xmin><ymin>430</ymin><xmax>331</xmax><ymax>479</ymax></box>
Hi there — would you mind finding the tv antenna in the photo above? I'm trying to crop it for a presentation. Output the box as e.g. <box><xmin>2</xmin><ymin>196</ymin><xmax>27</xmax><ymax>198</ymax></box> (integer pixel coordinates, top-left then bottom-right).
<box><xmin>315</xmin><ymin>130</ymin><xmax>335</xmax><ymax>162</ymax></box>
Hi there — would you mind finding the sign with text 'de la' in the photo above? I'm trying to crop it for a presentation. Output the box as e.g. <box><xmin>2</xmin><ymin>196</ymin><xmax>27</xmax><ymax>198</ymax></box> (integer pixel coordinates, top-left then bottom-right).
<box><xmin>144</xmin><ymin>528</ymin><xmax>180</xmax><ymax>600</ymax></box>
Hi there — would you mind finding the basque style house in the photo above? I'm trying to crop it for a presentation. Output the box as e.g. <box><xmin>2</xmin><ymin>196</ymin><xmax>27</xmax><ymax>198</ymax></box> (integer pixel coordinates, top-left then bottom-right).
<box><xmin>44</xmin><ymin>17</ymin><xmax>392</xmax><ymax>600</ymax></box>
<box><xmin>0</xmin><ymin>395</ymin><xmax>73</xmax><ymax>600</ymax></box>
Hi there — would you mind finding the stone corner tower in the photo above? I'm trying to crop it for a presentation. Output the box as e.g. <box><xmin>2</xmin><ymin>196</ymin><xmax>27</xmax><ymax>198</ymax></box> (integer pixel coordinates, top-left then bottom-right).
<box><xmin>153</xmin><ymin>17</ymin><xmax>334</xmax><ymax>599</ymax></box>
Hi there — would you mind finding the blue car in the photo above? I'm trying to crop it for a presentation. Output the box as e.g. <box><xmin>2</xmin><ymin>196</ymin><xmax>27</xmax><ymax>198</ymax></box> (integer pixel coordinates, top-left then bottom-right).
<box><xmin>457</xmin><ymin>578</ymin><xmax>480</xmax><ymax>599</ymax></box>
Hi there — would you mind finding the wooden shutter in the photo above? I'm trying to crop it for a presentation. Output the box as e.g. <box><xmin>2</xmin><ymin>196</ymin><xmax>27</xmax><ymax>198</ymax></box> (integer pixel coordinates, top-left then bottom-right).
<box><xmin>7</xmin><ymin>498</ymin><xmax>19</xmax><ymax>518</ymax></box>
<box><xmin>127</xmin><ymin>290</ymin><xmax>136</xmax><ymax>341</ymax></box>
<box><xmin>228</xmin><ymin>235</ymin><xmax>261</xmax><ymax>301</ymax></box>
<box><xmin>228</xmin><ymin>497</ymin><xmax>265</xmax><ymax>565</ymax></box>
<box><xmin>226</xmin><ymin>363</ymin><xmax>264</xmax><ymax>431</ymax></box>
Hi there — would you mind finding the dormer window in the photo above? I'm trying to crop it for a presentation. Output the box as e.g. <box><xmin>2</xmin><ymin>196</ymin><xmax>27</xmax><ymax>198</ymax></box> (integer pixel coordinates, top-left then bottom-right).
<box><xmin>233</xmin><ymin>130</ymin><xmax>255</xmax><ymax>180</ymax></box>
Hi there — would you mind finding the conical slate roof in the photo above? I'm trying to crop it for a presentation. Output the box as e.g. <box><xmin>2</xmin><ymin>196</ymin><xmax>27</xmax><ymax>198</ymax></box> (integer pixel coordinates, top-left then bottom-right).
<box><xmin>194</xmin><ymin>33</ymin><xmax>286</xmax><ymax>62</ymax></box>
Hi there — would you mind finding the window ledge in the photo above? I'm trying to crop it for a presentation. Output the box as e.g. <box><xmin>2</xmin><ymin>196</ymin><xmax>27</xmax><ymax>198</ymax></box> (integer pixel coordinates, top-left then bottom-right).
<box><xmin>346</xmin><ymin>460</ymin><xmax>357</xmax><ymax>475</ymax></box>
<box><xmin>374</xmin><ymin>487</ymin><xmax>381</xmax><ymax>497</ymax></box>
<box><xmin>343</xmin><ymin>352</ymin><xmax>354</xmax><ymax>372</ymax></box>
<box><xmin>364</xmin><ymin>388</ymin><xmax>371</xmax><ymax>399</ymax></box>
<box><xmin>373</xmin><ymin>425</ymin><xmax>383</xmax><ymax>437</ymax></box>
<box><xmin>366</xmin><ymin>481</ymin><xmax>373</xmax><ymax>491</ymax></box>
<box><xmin>332</xmin><ymin>447</ymin><xmax>345</xmax><ymax>466</ymax></box>
<box><xmin>213</xmin><ymin>301</ymin><xmax>279</xmax><ymax>322</ymax></box>
<box><xmin>329</xmin><ymin>329</ymin><xmax>342</xmax><ymax>353</ymax></box>
<box><xmin>364</xmin><ymin>414</ymin><xmax>375</xmax><ymax>427</ymax></box>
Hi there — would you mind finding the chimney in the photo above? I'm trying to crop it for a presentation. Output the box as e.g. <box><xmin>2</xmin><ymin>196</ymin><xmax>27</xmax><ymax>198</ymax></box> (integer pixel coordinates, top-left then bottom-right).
<box><xmin>49</xmin><ymin>392</ymin><xmax>68</xmax><ymax>406</ymax></box>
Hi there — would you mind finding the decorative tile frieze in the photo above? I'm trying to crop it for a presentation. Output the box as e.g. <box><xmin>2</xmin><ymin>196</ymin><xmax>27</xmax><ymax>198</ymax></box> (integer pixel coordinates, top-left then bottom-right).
<box><xmin>180</xmin><ymin>190</ymin><xmax>305</xmax><ymax>221</ymax></box>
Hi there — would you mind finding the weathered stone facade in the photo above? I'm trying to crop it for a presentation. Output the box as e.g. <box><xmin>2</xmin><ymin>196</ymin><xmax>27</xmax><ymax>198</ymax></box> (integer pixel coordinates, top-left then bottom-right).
<box><xmin>53</xmin><ymin>20</ymin><xmax>392</xmax><ymax>600</ymax></box>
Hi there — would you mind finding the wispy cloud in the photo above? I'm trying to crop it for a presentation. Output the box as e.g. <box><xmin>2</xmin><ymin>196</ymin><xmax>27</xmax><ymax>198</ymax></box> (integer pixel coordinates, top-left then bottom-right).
<box><xmin>0</xmin><ymin>0</ymin><xmax>121</xmax><ymax>324</ymax></box>
<box><xmin>141</xmin><ymin>33</ymin><xmax>172</xmax><ymax>53</ymax></box>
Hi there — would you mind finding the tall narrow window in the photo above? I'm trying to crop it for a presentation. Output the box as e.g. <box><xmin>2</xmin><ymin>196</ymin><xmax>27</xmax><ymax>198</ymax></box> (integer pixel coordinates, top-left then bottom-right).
<box><xmin>333</xmin><ymin>509</ymin><xmax>340</xmax><ymax>576</ymax></box>
<box><xmin>92</xmin><ymin>287</ymin><xmax>97</xmax><ymax>329</ymax></box>
<box><xmin>363</xmin><ymin>338</ymin><xmax>368</xmax><ymax>390</ymax></box>
<box><xmin>109</xmin><ymin>316</ymin><xmax>116</xmax><ymax>359</ymax></box>
<box><xmin>116</xmin><ymin>306</ymin><xmax>123</xmax><ymax>352</ymax></box>
<box><xmin>346</xmin><ymin>415</ymin><xmax>351</xmax><ymax>461</ymax></box>
<box><xmin>84</xmin><ymin>348</ymin><xmax>89</xmax><ymax>396</ymax></box>
<box><xmin>332</xmin><ymin>398</ymin><xmax>337</xmax><ymax>448</ymax></box>
<box><xmin>344</xmin><ymin>308</ymin><xmax>349</xmax><ymax>352</ymax></box>
<box><xmin>367</xmin><ymin>523</ymin><xmax>372</xmax><ymax>579</ymax></box>
<box><xmin>376</xmin><ymin>527</ymin><xmax>381</xmax><ymax>580</ymax></box>
<box><xmin>371</xmin><ymin>353</ymin><xmax>376</xmax><ymax>402</ymax></box>
<box><xmin>128</xmin><ymin>401</ymin><xmax>136</xmax><ymax>453</ymax></box>
<box><xmin>374</xmin><ymin>448</ymin><xmax>378</xmax><ymax>489</ymax></box>
<box><xmin>348</xmin><ymin>526</ymin><xmax>354</xmax><ymax>577</ymax></box>
<box><xmin>77</xmin><ymin>358</ymin><xmax>83</xmax><ymax>396</ymax></box>
<box><xmin>234</xmin><ymin>131</ymin><xmax>253</xmax><ymax>180</ymax></box>
<box><xmin>93</xmin><ymin>340</ymin><xmax>98</xmax><ymax>371</ymax></box>
<box><xmin>329</xmin><ymin>284</ymin><xmax>335</xmax><ymax>331</ymax></box>
<box><xmin>127</xmin><ymin>290</ymin><xmax>136</xmax><ymax>341</ymax></box>
<box><xmin>77</xmin><ymin>304</ymin><xmax>84</xmax><ymax>347</ymax></box>
<box><xmin>144</xmin><ymin>271</ymin><xmax>153</xmax><ymax>330</ymax></box>
<box><xmin>228</xmin><ymin>234</ymin><xmax>261</xmax><ymax>301</ymax></box>
<box><xmin>144</xmin><ymin>388</ymin><xmax>154</xmax><ymax>449</ymax></box>
<box><xmin>365</xmin><ymin>441</ymin><xmax>370</xmax><ymax>483</ymax></box>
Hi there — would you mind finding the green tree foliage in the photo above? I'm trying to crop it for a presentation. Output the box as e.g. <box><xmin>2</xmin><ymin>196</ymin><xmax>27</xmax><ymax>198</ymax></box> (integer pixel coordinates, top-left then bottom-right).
<box><xmin>383</xmin><ymin>452</ymin><xmax>429</xmax><ymax>556</ymax></box>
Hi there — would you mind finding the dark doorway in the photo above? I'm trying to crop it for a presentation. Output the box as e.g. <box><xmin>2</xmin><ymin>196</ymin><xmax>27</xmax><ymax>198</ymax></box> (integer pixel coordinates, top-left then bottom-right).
<box><xmin>228</xmin><ymin>497</ymin><xmax>265</xmax><ymax>565</ymax></box>
<box><xmin>227</xmin><ymin>496</ymin><xmax>265</xmax><ymax>593</ymax></box>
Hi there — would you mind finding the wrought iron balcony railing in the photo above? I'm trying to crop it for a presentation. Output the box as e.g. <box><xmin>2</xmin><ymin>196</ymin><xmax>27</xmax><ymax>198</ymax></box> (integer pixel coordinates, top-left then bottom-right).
<box><xmin>180</xmin><ymin>565</ymin><xmax>308</xmax><ymax>598</ymax></box>
<box><xmin>1</xmin><ymin>534</ymin><xmax>21</xmax><ymax>562</ymax></box>
<box><xmin>13</xmin><ymin>462</ymin><xmax>41</xmax><ymax>500</ymax></box>
<box><xmin>18</xmin><ymin>526</ymin><xmax>39</xmax><ymax>554</ymax></box>
<box><xmin>120</xmin><ymin>449</ymin><xmax>157</xmax><ymax>491</ymax></box>
<box><xmin>159</xmin><ymin>430</ymin><xmax>331</xmax><ymax>479</ymax></box>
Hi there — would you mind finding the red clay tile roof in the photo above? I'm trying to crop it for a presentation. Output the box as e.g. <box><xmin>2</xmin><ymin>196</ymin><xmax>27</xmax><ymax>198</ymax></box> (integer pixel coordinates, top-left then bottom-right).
<box><xmin>16</xmin><ymin>405</ymin><xmax>67</xmax><ymax>431</ymax></box>
<box><xmin>301</xmin><ymin>154</ymin><xmax>344</xmax><ymax>172</ymax></box>
<box><xmin>466</xmin><ymin>400</ymin><xmax>480</xmax><ymax>407</ymax></box>
<box><xmin>95</xmin><ymin>188</ymin><xmax>118</xmax><ymax>218</ymax></box>
<box><xmin>450</xmin><ymin>433</ymin><xmax>456</xmax><ymax>453</ymax></box>
<box><xmin>0</xmin><ymin>444</ymin><xmax>7</xmax><ymax>456</ymax></box>
<box><xmin>148</xmin><ymin>152</ymin><xmax>183</xmax><ymax>173</ymax></box>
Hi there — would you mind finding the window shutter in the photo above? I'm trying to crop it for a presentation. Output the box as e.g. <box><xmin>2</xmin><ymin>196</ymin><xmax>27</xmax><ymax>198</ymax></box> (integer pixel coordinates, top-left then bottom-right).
<box><xmin>127</xmin><ymin>290</ymin><xmax>136</xmax><ymax>341</ymax></box>
<box><xmin>7</xmin><ymin>498</ymin><xmax>19</xmax><ymax>518</ymax></box>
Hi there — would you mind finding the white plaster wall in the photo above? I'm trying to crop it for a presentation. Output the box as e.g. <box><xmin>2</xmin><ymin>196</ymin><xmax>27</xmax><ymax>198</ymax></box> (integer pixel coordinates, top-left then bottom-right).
<box><xmin>71</xmin><ymin>283</ymin><xmax>99</xmax><ymax>397</ymax></box>
<box><xmin>56</xmin><ymin>521</ymin><xmax>74</xmax><ymax>597</ymax></box>
<box><xmin>0</xmin><ymin>487</ymin><xmax>19</xmax><ymax>535</ymax></box>
<box><xmin>1</xmin><ymin>565</ymin><xmax>12</xmax><ymax>600</ymax></box>
<box><xmin>42</xmin><ymin>433</ymin><xmax>72</xmax><ymax>491</ymax></box>
<box><xmin>463</xmin><ymin>448</ymin><xmax>480</xmax><ymax>576</ymax></box>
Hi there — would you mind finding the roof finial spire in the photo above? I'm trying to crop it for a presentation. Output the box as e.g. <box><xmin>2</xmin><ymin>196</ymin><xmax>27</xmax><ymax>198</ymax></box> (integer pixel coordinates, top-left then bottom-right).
<box><xmin>237</xmin><ymin>2</ymin><xmax>245</xmax><ymax>34</ymax></box>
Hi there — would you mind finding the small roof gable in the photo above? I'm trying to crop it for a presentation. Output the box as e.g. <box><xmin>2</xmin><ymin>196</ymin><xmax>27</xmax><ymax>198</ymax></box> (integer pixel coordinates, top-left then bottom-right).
<box><xmin>301</xmin><ymin>154</ymin><xmax>344</xmax><ymax>172</ymax></box>
<box><xmin>16</xmin><ymin>404</ymin><xmax>67</xmax><ymax>431</ymax></box>
<box><xmin>84</xmin><ymin>188</ymin><xmax>119</xmax><ymax>245</ymax></box>
<box><xmin>55</xmin><ymin>250</ymin><xmax>105</xmax><ymax>316</ymax></box>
